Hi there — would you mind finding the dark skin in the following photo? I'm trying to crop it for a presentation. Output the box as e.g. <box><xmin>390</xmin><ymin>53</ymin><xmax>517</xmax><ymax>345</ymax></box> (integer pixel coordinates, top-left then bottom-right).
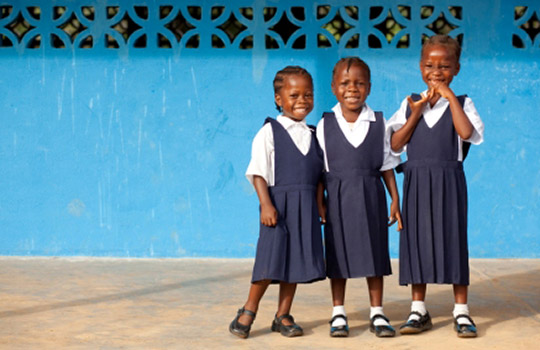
<box><xmin>238</xmin><ymin>74</ymin><xmax>317</xmax><ymax>327</ymax></box>
<box><xmin>391</xmin><ymin>44</ymin><xmax>473</xmax><ymax>152</ymax></box>
<box><xmin>320</xmin><ymin>61</ymin><xmax>403</xmax><ymax>310</ymax></box>
<box><xmin>390</xmin><ymin>44</ymin><xmax>472</xmax><ymax>306</ymax></box>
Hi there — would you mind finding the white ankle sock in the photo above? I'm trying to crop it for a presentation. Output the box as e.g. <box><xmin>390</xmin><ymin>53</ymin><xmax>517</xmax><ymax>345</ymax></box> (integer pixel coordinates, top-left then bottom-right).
<box><xmin>409</xmin><ymin>301</ymin><xmax>427</xmax><ymax>321</ymax></box>
<box><xmin>453</xmin><ymin>304</ymin><xmax>472</xmax><ymax>325</ymax></box>
<box><xmin>331</xmin><ymin>305</ymin><xmax>347</xmax><ymax>327</ymax></box>
<box><xmin>370</xmin><ymin>306</ymin><xmax>390</xmax><ymax>326</ymax></box>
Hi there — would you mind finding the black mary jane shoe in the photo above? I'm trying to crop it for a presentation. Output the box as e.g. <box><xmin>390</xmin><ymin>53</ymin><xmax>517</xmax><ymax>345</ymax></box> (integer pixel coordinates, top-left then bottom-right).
<box><xmin>271</xmin><ymin>314</ymin><xmax>304</xmax><ymax>337</ymax></box>
<box><xmin>229</xmin><ymin>307</ymin><xmax>256</xmax><ymax>339</ymax></box>
<box><xmin>329</xmin><ymin>314</ymin><xmax>349</xmax><ymax>337</ymax></box>
<box><xmin>370</xmin><ymin>314</ymin><xmax>396</xmax><ymax>338</ymax></box>
<box><xmin>399</xmin><ymin>311</ymin><xmax>433</xmax><ymax>335</ymax></box>
<box><xmin>454</xmin><ymin>314</ymin><xmax>477</xmax><ymax>338</ymax></box>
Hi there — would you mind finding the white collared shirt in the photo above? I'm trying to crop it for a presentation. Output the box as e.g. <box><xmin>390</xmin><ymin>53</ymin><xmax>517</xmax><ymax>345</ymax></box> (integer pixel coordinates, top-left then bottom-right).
<box><xmin>316</xmin><ymin>103</ymin><xmax>400</xmax><ymax>172</ymax></box>
<box><xmin>245</xmin><ymin>115</ymin><xmax>313</xmax><ymax>186</ymax></box>
<box><xmin>386</xmin><ymin>92</ymin><xmax>485</xmax><ymax>161</ymax></box>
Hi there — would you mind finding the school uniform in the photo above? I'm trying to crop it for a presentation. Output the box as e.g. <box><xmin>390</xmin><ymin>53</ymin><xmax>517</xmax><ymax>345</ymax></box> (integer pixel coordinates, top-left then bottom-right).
<box><xmin>316</xmin><ymin>104</ymin><xmax>400</xmax><ymax>279</ymax></box>
<box><xmin>387</xmin><ymin>93</ymin><xmax>484</xmax><ymax>286</ymax></box>
<box><xmin>246</xmin><ymin>116</ymin><xmax>325</xmax><ymax>284</ymax></box>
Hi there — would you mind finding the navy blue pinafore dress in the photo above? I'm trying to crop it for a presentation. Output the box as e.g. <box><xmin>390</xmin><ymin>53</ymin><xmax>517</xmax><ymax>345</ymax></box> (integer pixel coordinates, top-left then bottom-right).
<box><xmin>251</xmin><ymin>118</ymin><xmax>326</xmax><ymax>284</ymax></box>
<box><xmin>323</xmin><ymin>112</ymin><xmax>392</xmax><ymax>279</ymax></box>
<box><xmin>399</xmin><ymin>94</ymin><xmax>469</xmax><ymax>286</ymax></box>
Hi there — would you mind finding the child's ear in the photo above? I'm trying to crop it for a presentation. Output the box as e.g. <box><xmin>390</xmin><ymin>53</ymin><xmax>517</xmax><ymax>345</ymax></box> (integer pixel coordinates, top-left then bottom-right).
<box><xmin>331</xmin><ymin>80</ymin><xmax>336</xmax><ymax>95</ymax></box>
<box><xmin>454</xmin><ymin>62</ymin><xmax>461</xmax><ymax>76</ymax></box>
<box><xmin>274</xmin><ymin>93</ymin><xmax>282</xmax><ymax>107</ymax></box>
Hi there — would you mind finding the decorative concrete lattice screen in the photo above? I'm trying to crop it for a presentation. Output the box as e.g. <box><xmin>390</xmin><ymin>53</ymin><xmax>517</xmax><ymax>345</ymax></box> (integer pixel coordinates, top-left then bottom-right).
<box><xmin>1</xmin><ymin>1</ymin><xmax>539</xmax><ymax>53</ymax></box>
<box><xmin>1</xmin><ymin>1</ymin><xmax>539</xmax><ymax>258</ymax></box>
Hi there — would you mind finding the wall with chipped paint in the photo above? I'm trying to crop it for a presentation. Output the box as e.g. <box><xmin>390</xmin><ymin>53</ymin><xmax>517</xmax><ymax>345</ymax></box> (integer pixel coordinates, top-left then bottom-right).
<box><xmin>0</xmin><ymin>0</ymin><xmax>539</xmax><ymax>258</ymax></box>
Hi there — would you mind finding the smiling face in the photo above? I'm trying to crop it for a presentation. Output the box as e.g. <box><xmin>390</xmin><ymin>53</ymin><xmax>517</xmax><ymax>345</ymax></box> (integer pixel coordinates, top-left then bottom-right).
<box><xmin>331</xmin><ymin>62</ymin><xmax>371</xmax><ymax>121</ymax></box>
<box><xmin>420</xmin><ymin>44</ymin><xmax>460</xmax><ymax>90</ymax></box>
<box><xmin>274</xmin><ymin>74</ymin><xmax>314</xmax><ymax>122</ymax></box>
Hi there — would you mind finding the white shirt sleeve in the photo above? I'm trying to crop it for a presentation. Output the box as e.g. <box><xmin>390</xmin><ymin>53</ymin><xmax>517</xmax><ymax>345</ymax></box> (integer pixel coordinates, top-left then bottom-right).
<box><xmin>380</xmin><ymin>117</ymin><xmax>401</xmax><ymax>171</ymax></box>
<box><xmin>245</xmin><ymin>123</ymin><xmax>274</xmax><ymax>186</ymax></box>
<box><xmin>386</xmin><ymin>98</ymin><xmax>409</xmax><ymax>156</ymax></box>
<box><xmin>462</xmin><ymin>97</ymin><xmax>484</xmax><ymax>145</ymax></box>
<box><xmin>315</xmin><ymin>118</ymin><xmax>329</xmax><ymax>172</ymax></box>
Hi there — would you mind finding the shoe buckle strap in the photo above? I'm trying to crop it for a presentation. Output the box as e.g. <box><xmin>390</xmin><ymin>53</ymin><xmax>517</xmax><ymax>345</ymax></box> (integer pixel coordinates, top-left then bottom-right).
<box><xmin>371</xmin><ymin>314</ymin><xmax>390</xmax><ymax>323</ymax></box>
<box><xmin>329</xmin><ymin>314</ymin><xmax>348</xmax><ymax>324</ymax></box>
<box><xmin>238</xmin><ymin>307</ymin><xmax>257</xmax><ymax>319</ymax></box>
<box><xmin>455</xmin><ymin>314</ymin><xmax>476</xmax><ymax>327</ymax></box>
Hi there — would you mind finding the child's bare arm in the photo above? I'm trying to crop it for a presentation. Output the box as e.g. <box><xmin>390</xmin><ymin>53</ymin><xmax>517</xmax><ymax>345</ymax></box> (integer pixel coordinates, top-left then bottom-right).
<box><xmin>381</xmin><ymin>169</ymin><xmax>403</xmax><ymax>231</ymax></box>
<box><xmin>432</xmin><ymin>82</ymin><xmax>474</xmax><ymax>140</ymax></box>
<box><xmin>390</xmin><ymin>91</ymin><xmax>432</xmax><ymax>152</ymax></box>
<box><xmin>253</xmin><ymin>175</ymin><xmax>278</xmax><ymax>227</ymax></box>
<box><xmin>317</xmin><ymin>181</ymin><xmax>326</xmax><ymax>224</ymax></box>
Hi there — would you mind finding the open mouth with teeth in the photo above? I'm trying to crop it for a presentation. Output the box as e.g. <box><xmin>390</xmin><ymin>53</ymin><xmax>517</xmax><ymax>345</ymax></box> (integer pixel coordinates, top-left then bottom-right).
<box><xmin>428</xmin><ymin>78</ymin><xmax>446</xmax><ymax>84</ymax></box>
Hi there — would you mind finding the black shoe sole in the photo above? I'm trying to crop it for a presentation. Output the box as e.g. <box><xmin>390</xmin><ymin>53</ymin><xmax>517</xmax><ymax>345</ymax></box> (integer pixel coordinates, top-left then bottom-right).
<box><xmin>330</xmin><ymin>329</ymin><xmax>349</xmax><ymax>337</ymax></box>
<box><xmin>371</xmin><ymin>327</ymin><xmax>396</xmax><ymax>337</ymax></box>
<box><xmin>399</xmin><ymin>323</ymin><xmax>432</xmax><ymax>335</ymax></box>
<box><xmin>271</xmin><ymin>320</ymin><xmax>303</xmax><ymax>337</ymax></box>
<box><xmin>229</xmin><ymin>323</ymin><xmax>248</xmax><ymax>339</ymax></box>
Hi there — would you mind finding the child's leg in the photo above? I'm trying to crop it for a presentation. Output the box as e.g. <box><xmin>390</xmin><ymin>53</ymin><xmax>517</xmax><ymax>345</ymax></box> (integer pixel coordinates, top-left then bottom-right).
<box><xmin>412</xmin><ymin>283</ymin><xmax>427</xmax><ymax>301</ymax></box>
<box><xmin>330</xmin><ymin>278</ymin><xmax>347</xmax><ymax>306</ymax></box>
<box><xmin>400</xmin><ymin>283</ymin><xmax>432</xmax><ymax>334</ymax></box>
<box><xmin>239</xmin><ymin>280</ymin><xmax>271</xmax><ymax>325</ymax></box>
<box><xmin>271</xmin><ymin>282</ymin><xmax>303</xmax><ymax>337</ymax></box>
<box><xmin>329</xmin><ymin>278</ymin><xmax>348</xmax><ymax>328</ymax></box>
<box><xmin>452</xmin><ymin>284</ymin><xmax>477</xmax><ymax>337</ymax></box>
<box><xmin>366</xmin><ymin>276</ymin><xmax>383</xmax><ymax>306</ymax></box>
<box><xmin>453</xmin><ymin>284</ymin><xmax>467</xmax><ymax>304</ymax></box>
<box><xmin>408</xmin><ymin>283</ymin><xmax>428</xmax><ymax>319</ymax></box>
<box><xmin>453</xmin><ymin>284</ymin><xmax>473</xmax><ymax>325</ymax></box>
<box><xmin>367</xmin><ymin>277</ymin><xmax>392</xmax><ymax>329</ymax></box>
<box><xmin>276</xmin><ymin>282</ymin><xmax>297</xmax><ymax>326</ymax></box>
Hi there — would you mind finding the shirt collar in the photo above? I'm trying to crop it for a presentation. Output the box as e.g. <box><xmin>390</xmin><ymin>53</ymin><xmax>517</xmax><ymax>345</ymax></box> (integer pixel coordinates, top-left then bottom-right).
<box><xmin>331</xmin><ymin>103</ymin><xmax>375</xmax><ymax>123</ymax></box>
<box><xmin>276</xmin><ymin>115</ymin><xmax>309</xmax><ymax>129</ymax></box>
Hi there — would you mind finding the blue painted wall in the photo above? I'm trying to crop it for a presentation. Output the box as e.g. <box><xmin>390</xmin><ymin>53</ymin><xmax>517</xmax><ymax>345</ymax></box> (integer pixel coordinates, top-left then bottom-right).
<box><xmin>0</xmin><ymin>0</ymin><xmax>539</xmax><ymax>257</ymax></box>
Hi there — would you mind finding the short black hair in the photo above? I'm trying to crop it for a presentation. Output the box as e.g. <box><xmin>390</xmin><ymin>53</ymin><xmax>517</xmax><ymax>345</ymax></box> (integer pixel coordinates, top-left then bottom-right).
<box><xmin>421</xmin><ymin>34</ymin><xmax>461</xmax><ymax>63</ymax></box>
<box><xmin>332</xmin><ymin>57</ymin><xmax>371</xmax><ymax>82</ymax></box>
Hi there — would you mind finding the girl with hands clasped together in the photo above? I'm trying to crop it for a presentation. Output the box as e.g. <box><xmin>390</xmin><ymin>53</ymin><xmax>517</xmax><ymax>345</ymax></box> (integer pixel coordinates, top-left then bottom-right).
<box><xmin>387</xmin><ymin>35</ymin><xmax>484</xmax><ymax>338</ymax></box>
<box><xmin>317</xmin><ymin>57</ymin><xmax>403</xmax><ymax>338</ymax></box>
<box><xmin>229</xmin><ymin>66</ymin><xmax>325</xmax><ymax>339</ymax></box>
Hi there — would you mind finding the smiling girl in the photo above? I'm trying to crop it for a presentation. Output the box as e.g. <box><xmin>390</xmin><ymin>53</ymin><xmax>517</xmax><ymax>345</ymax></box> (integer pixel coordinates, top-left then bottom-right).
<box><xmin>229</xmin><ymin>66</ymin><xmax>325</xmax><ymax>339</ymax></box>
<box><xmin>317</xmin><ymin>57</ymin><xmax>403</xmax><ymax>338</ymax></box>
<box><xmin>388</xmin><ymin>35</ymin><xmax>484</xmax><ymax>338</ymax></box>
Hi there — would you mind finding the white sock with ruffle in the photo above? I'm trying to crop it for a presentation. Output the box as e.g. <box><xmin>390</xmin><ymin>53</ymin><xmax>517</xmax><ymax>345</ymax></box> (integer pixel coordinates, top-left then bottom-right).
<box><xmin>453</xmin><ymin>304</ymin><xmax>472</xmax><ymax>325</ymax></box>
<box><xmin>331</xmin><ymin>305</ymin><xmax>347</xmax><ymax>327</ymax></box>
<box><xmin>408</xmin><ymin>301</ymin><xmax>427</xmax><ymax>322</ymax></box>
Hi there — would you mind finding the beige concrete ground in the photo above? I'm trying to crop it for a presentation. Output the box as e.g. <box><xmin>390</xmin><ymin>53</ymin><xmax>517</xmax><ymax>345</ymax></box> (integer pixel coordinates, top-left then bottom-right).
<box><xmin>0</xmin><ymin>258</ymin><xmax>539</xmax><ymax>350</ymax></box>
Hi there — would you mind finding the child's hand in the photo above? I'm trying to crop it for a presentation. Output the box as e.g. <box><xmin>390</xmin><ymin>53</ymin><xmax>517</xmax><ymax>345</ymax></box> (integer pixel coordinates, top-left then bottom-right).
<box><xmin>430</xmin><ymin>81</ymin><xmax>455</xmax><ymax>100</ymax></box>
<box><xmin>388</xmin><ymin>200</ymin><xmax>403</xmax><ymax>231</ymax></box>
<box><xmin>260</xmin><ymin>203</ymin><xmax>278</xmax><ymax>227</ymax></box>
<box><xmin>316</xmin><ymin>181</ymin><xmax>327</xmax><ymax>224</ymax></box>
<box><xmin>318</xmin><ymin>202</ymin><xmax>327</xmax><ymax>224</ymax></box>
<box><xmin>406</xmin><ymin>89</ymin><xmax>432</xmax><ymax>115</ymax></box>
